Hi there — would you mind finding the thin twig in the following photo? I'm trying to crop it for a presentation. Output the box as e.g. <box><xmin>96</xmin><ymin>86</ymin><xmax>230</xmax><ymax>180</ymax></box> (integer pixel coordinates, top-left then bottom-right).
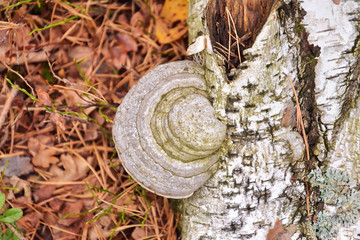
<box><xmin>0</xmin><ymin>59</ymin><xmax>35</xmax><ymax>97</ymax></box>
<box><xmin>226</xmin><ymin>7</ymin><xmax>232</xmax><ymax>64</ymax></box>
<box><xmin>0</xmin><ymin>86</ymin><xmax>18</xmax><ymax>130</ymax></box>
<box><xmin>305</xmin><ymin>181</ymin><xmax>310</xmax><ymax>217</ymax></box>
<box><xmin>5</xmin><ymin>223</ymin><xmax>28</xmax><ymax>240</ymax></box>
<box><xmin>231</xmin><ymin>32</ymin><xmax>251</xmax><ymax>48</ymax></box>
<box><xmin>283</xmin><ymin>72</ymin><xmax>311</xmax><ymax>218</ymax></box>
<box><xmin>225</xmin><ymin>7</ymin><xmax>241</xmax><ymax>63</ymax></box>
<box><xmin>283</xmin><ymin>73</ymin><xmax>310</xmax><ymax>161</ymax></box>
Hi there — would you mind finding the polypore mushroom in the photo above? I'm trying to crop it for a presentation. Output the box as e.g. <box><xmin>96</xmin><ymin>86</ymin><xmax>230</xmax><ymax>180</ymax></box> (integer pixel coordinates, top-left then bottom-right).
<box><xmin>112</xmin><ymin>61</ymin><xmax>226</xmax><ymax>198</ymax></box>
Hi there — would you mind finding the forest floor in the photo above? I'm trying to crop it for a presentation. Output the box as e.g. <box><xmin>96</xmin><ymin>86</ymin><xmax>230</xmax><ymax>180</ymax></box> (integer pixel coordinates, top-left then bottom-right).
<box><xmin>0</xmin><ymin>0</ymin><xmax>188</xmax><ymax>239</ymax></box>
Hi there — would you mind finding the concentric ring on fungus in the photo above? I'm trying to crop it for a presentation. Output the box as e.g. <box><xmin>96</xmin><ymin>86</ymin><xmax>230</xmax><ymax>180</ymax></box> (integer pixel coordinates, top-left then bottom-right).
<box><xmin>113</xmin><ymin>61</ymin><xmax>226</xmax><ymax>198</ymax></box>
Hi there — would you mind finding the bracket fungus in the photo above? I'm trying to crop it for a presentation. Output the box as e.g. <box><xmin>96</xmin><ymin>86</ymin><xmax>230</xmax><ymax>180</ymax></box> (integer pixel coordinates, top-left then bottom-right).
<box><xmin>113</xmin><ymin>61</ymin><xmax>227</xmax><ymax>198</ymax></box>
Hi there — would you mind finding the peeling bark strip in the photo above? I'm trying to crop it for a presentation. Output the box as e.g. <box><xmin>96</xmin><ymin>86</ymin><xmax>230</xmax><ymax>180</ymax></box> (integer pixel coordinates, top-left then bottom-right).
<box><xmin>206</xmin><ymin>0</ymin><xmax>278</xmax><ymax>70</ymax></box>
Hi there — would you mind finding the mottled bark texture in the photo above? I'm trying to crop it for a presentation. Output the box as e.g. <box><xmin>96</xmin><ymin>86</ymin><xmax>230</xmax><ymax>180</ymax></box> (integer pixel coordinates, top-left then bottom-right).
<box><xmin>181</xmin><ymin>0</ymin><xmax>360</xmax><ymax>239</ymax></box>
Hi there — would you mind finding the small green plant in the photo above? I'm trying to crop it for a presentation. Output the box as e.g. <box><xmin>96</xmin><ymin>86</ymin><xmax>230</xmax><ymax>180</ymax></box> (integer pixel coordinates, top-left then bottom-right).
<box><xmin>0</xmin><ymin>192</ymin><xmax>24</xmax><ymax>240</ymax></box>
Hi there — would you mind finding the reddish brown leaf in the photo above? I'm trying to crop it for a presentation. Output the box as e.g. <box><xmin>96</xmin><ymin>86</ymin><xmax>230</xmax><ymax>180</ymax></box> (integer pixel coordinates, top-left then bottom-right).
<box><xmin>33</xmin><ymin>185</ymin><xmax>56</xmax><ymax>202</ymax></box>
<box><xmin>109</xmin><ymin>45</ymin><xmax>127</xmax><ymax>69</ymax></box>
<box><xmin>61</xmin><ymin>201</ymin><xmax>84</xmax><ymax>216</ymax></box>
<box><xmin>18</xmin><ymin>213</ymin><xmax>40</xmax><ymax>229</ymax></box>
<box><xmin>132</xmin><ymin>227</ymin><xmax>149</xmax><ymax>239</ymax></box>
<box><xmin>49</xmin><ymin>199</ymin><xmax>63</xmax><ymax>212</ymax></box>
<box><xmin>130</xmin><ymin>12</ymin><xmax>146</xmax><ymax>37</ymax></box>
<box><xmin>333</xmin><ymin>0</ymin><xmax>340</xmax><ymax>4</ymax></box>
<box><xmin>267</xmin><ymin>219</ymin><xmax>284</xmax><ymax>240</ymax></box>
<box><xmin>5</xmin><ymin>176</ymin><xmax>31</xmax><ymax>203</ymax></box>
<box><xmin>58</xmin><ymin>201</ymin><xmax>84</xmax><ymax>226</ymax></box>
<box><xmin>28</xmin><ymin>135</ymin><xmax>59</xmax><ymax>168</ymax></box>
<box><xmin>281</xmin><ymin>102</ymin><xmax>297</xmax><ymax>128</ymax></box>
<box><xmin>49</xmin><ymin>112</ymin><xmax>66</xmax><ymax>131</ymax></box>
<box><xmin>36</xmin><ymin>88</ymin><xmax>52</xmax><ymax>106</ymax></box>
<box><xmin>34</xmin><ymin>149</ymin><xmax>59</xmax><ymax>168</ymax></box>
<box><xmin>50</xmin><ymin>154</ymin><xmax>92</xmax><ymax>182</ymax></box>
<box><xmin>116</xmin><ymin>33</ymin><xmax>138</xmax><ymax>52</ymax></box>
<box><xmin>43</xmin><ymin>212</ymin><xmax>57</xmax><ymax>226</ymax></box>
<box><xmin>84</xmin><ymin>123</ymin><xmax>99</xmax><ymax>141</ymax></box>
<box><xmin>267</xmin><ymin>219</ymin><xmax>297</xmax><ymax>240</ymax></box>
<box><xmin>28</xmin><ymin>137</ymin><xmax>41</xmax><ymax>155</ymax></box>
<box><xmin>116</xmin><ymin>14</ymin><xmax>129</xmax><ymax>25</ymax></box>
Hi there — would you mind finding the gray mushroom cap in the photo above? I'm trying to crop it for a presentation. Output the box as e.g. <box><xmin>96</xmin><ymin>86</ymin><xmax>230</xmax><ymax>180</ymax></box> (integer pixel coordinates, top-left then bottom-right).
<box><xmin>112</xmin><ymin>60</ymin><xmax>226</xmax><ymax>199</ymax></box>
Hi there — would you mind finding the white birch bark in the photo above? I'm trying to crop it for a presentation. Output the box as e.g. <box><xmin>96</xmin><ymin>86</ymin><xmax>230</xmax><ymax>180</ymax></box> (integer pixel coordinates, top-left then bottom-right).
<box><xmin>180</xmin><ymin>0</ymin><xmax>360</xmax><ymax>239</ymax></box>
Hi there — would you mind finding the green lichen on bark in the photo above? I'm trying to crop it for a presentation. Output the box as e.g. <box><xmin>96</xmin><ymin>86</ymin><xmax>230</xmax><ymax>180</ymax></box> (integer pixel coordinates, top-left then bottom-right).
<box><xmin>187</xmin><ymin>0</ymin><xmax>207</xmax><ymax>43</ymax></box>
<box><xmin>308</xmin><ymin>168</ymin><xmax>360</xmax><ymax>239</ymax></box>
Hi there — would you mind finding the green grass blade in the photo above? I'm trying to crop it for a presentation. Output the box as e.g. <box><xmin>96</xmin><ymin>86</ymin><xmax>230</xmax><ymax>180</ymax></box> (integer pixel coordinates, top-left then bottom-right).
<box><xmin>0</xmin><ymin>193</ymin><xmax>5</xmax><ymax>210</ymax></box>
<box><xmin>6</xmin><ymin>78</ymin><xmax>39</xmax><ymax>102</ymax></box>
<box><xmin>3</xmin><ymin>0</ymin><xmax>33</xmax><ymax>10</ymax></box>
<box><xmin>29</xmin><ymin>15</ymin><xmax>79</xmax><ymax>35</ymax></box>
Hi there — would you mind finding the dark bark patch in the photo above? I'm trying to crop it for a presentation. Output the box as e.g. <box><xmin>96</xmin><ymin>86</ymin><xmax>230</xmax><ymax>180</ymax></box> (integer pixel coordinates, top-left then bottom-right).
<box><xmin>279</xmin><ymin>1</ymin><xmax>320</xmax><ymax>163</ymax></box>
<box><xmin>206</xmin><ymin>0</ymin><xmax>279</xmax><ymax>72</ymax></box>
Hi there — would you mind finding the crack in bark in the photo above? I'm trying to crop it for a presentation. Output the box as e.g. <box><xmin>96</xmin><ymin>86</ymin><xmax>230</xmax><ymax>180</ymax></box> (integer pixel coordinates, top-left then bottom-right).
<box><xmin>206</xmin><ymin>0</ymin><xmax>279</xmax><ymax>72</ymax></box>
<box><xmin>279</xmin><ymin>0</ymin><xmax>320</xmax><ymax>167</ymax></box>
<box><xmin>278</xmin><ymin>2</ymin><xmax>323</xmax><ymax>238</ymax></box>
<box><xmin>332</xmin><ymin>37</ymin><xmax>360</xmax><ymax>143</ymax></box>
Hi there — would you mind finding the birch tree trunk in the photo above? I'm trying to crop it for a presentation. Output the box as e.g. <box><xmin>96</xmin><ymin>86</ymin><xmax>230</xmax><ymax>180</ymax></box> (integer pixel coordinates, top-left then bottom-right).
<box><xmin>180</xmin><ymin>0</ymin><xmax>360</xmax><ymax>239</ymax></box>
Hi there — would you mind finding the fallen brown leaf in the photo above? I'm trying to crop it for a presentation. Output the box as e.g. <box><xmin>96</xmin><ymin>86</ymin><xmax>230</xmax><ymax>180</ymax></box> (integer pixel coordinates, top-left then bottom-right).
<box><xmin>28</xmin><ymin>135</ymin><xmax>59</xmax><ymax>168</ymax></box>
<box><xmin>58</xmin><ymin>201</ymin><xmax>84</xmax><ymax>226</ymax></box>
<box><xmin>109</xmin><ymin>45</ymin><xmax>127</xmax><ymax>69</ymax></box>
<box><xmin>33</xmin><ymin>185</ymin><xmax>56</xmax><ymax>202</ymax></box>
<box><xmin>49</xmin><ymin>198</ymin><xmax>64</xmax><ymax>212</ymax></box>
<box><xmin>49</xmin><ymin>112</ymin><xmax>66</xmax><ymax>131</ymax></box>
<box><xmin>267</xmin><ymin>219</ymin><xmax>297</xmax><ymax>240</ymax></box>
<box><xmin>84</xmin><ymin>122</ymin><xmax>99</xmax><ymax>141</ymax></box>
<box><xmin>43</xmin><ymin>212</ymin><xmax>58</xmax><ymax>226</ymax></box>
<box><xmin>61</xmin><ymin>90</ymin><xmax>96</xmax><ymax>115</ymax></box>
<box><xmin>36</xmin><ymin>88</ymin><xmax>52</xmax><ymax>106</ymax></box>
<box><xmin>116</xmin><ymin>33</ymin><xmax>138</xmax><ymax>52</ymax></box>
<box><xmin>132</xmin><ymin>227</ymin><xmax>148</xmax><ymax>239</ymax></box>
<box><xmin>88</xmin><ymin>215</ymin><xmax>112</xmax><ymax>240</ymax></box>
<box><xmin>67</xmin><ymin>46</ymin><xmax>93</xmax><ymax>63</ymax></box>
<box><xmin>50</xmin><ymin>154</ymin><xmax>92</xmax><ymax>182</ymax></box>
<box><xmin>130</xmin><ymin>12</ymin><xmax>146</xmax><ymax>38</ymax></box>
<box><xmin>5</xmin><ymin>176</ymin><xmax>32</xmax><ymax>203</ymax></box>
<box><xmin>281</xmin><ymin>102</ymin><xmax>297</xmax><ymax>128</ymax></box>
<box><xmin>18</xmin><ymin>213</ymin><xmax>40</xmax><ymax>230</ymax></box>
<box><xmin>116</xmin><ymin>14</ymin><xmax>129</xmax><ymax>25</ymax></box>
